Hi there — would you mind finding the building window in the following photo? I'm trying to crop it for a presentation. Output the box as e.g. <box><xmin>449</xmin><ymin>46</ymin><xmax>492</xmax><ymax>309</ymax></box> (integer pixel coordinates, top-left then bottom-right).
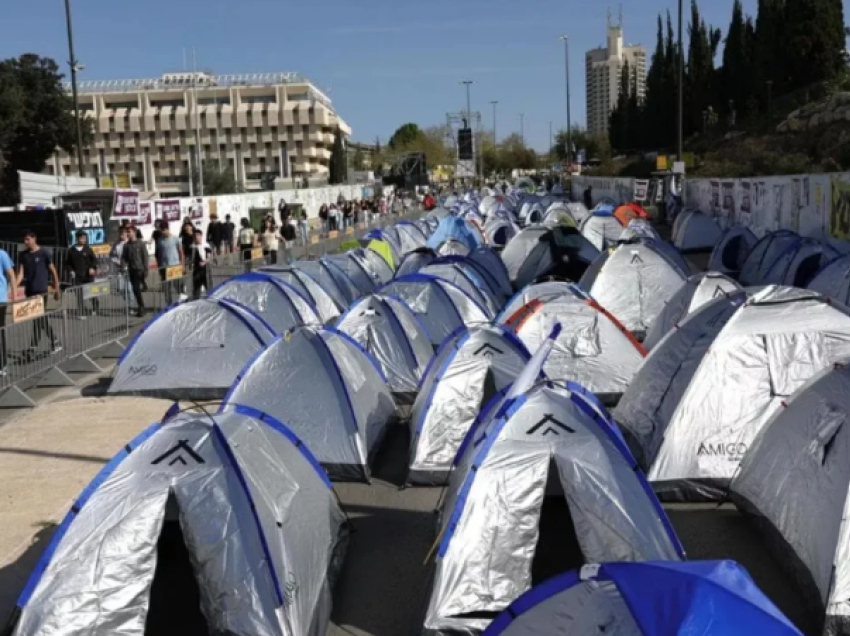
<box><xmin>243</xmin><ymin>95</ymin><xmax>275</xmax><ymax>105</ymax></box>
<box><xmin>150</xmin><ymin>99</ymin><xmax>185</xmax><ymax>108</ymax></box>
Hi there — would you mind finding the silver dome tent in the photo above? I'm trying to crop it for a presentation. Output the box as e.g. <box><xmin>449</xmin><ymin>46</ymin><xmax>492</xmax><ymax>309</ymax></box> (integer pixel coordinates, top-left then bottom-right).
<box><xmin>222</xmin><ymin>326</ymin><xmax>396</xmax><ymax>481</ymax></box>
<box><xmin>708</xmin><ymin>225</ymin><xmax>759</xmax><ymax>277</ymax></box>
<box><xmin>8</xmin><ymin>407</ymin><xmax>348</xmax><ymax>636</ymax></box>
<box><xmin>209</xmin><ymin>272</ymin><xmax>322</xmax><ymax>334</ymax></box>
<box><xmin>109</xmin><ymin>299</ymin><xmax>277</xmax><ymax>401</ymax></box>
<box><xmin>259</xmin><ymin>265</ymin><xmax>344</xmax><ymax>323</ymax></box>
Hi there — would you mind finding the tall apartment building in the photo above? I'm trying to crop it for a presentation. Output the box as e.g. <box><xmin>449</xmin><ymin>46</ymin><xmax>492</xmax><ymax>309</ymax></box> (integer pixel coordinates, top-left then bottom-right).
<box><xmin>50</xmin><ymin>72</ymin><xmax>352</xmax><ymax>196</ymax></box>
<box><xmin>585</xmin><ymin>12</ymin><xmax>647</xmax><ymax>136</ymax></box>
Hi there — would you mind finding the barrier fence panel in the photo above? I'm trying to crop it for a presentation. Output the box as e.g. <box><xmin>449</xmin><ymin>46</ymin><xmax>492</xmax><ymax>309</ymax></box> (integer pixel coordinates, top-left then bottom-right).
<box><xmin>0</xmin><ymin>298</ymin><xmax>71</xmax><ymax>407</ymax></box>
<box><xmin>61</xmin><ymin>277</ymin><xmax>130</xmax><ymax>371</ymax></box>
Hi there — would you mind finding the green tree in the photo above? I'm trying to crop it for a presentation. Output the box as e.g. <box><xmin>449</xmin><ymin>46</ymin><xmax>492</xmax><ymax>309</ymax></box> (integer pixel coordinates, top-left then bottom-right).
<box><xmin>329</xmin><ymin>128</ymin><xmax>347</xmax><ymax>185</ymax></box>
<box><xmin>500</xmin><ymin>133</ymin><xmax>537</xmax><ymax>170</ymax></box>
<box><xmin>0</xmin><ymin>54</ymin><xmax>92</xmax><ymax>205</ymax></box>
<box><xmin>753</xmin><ymin>0</ymin><xmax>788</xmax><ymax>99</ymax></box>
<box><xmin>644</xmin><ymin>16</ymin><xmax>672</xmax><ymax>149</ymax></box>
<box><xmin>351</xmin><ymin>148</ymin><xmax>366</xmax><ymax>171</ymax></box>
<box><xmin>388</xmin><ymin>123</ymin><xmax>424</xmax><ymax>149</ymax></box>
<box><xmin>194</xmin><ymin>160</ymin><xmax>243</xmax><ymax>195</ymax></box>
<box><xmin>784</xmin><ymin>0</ymin><xmax>847</xmax><ymax>90</ymax></box>
<box><xmin>555</xmin><ymin>126</ymin><xmax>611</xmax><ymax>162</ymax></box>
<box><xmin>685</xmin><ymin>1</ymin><xmax>721</xmax><ymax>137</ymax></box>
<box><xmin>721</xmin><ymin>1</ymin><xmax>756</xmax><ymax>119</ymax></box>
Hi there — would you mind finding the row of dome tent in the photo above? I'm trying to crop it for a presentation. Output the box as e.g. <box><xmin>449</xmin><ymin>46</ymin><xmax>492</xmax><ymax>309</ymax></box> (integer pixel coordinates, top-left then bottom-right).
<box><xmin>7</xmin><ymin>196</ymin><xmax>807</xmax><ymax>635</ymax></box>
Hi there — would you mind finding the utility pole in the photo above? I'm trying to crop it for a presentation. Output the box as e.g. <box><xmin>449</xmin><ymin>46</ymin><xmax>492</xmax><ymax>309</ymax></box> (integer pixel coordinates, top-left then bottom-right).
<box><xmin>519</xmin><ymin>113</ymin><xmax>525</xmax><ymax>145</ymax></box>
<box><xmin>64</xmin><ymin>0</ymin><xmax>85</xmax><ymax>177</ymax></box>
<box><xmin>490</xmin><ymin>101</ymin><xmax>498</xmax><ymax>144</ymax></box>
<box><xmin>560</xmin><ymin>35</ymin><xmax>572</xmax><ymax>168</ymax></box>
<box><xmin>677</xmin><ymin>0</ymin><xmax>684</xmax><ymax>161</ymax></box>
<box><xmin>549</xmin><ymin>121</ymin><xmax>553</xmax><ymax>157</ymax></box>
<box><xmin>192</xmin><ymin>47</ymin><xmax>204</xmax><ymax>196</ymax></box>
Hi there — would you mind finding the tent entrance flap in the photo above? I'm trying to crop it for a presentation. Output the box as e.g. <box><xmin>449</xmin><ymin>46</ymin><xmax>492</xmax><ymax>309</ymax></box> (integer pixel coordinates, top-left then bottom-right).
<box><xmin>145</xmin><ymin>502</ymin><xmax>210</xmax><ymax>636</ymax></box>
<box><xmin>533</xmin><ymin>460</ymin><xmax>585</xmax><ymax>585</ymax></box>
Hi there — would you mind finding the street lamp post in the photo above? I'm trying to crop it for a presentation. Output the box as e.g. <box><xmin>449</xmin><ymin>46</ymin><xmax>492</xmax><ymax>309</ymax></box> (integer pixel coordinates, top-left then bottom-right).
<box><xmin>519</xmin><ymin>113</ymin><xmax>525</xmax><ymax>145</ymax></box>
<box><xmin>559</xmin><ymin>35</ymin><xmax>572</xmax><ymax>168</ymax></box>
<box><xmin>460</xmin><ymin>80</ymin><xmax>474</xmax><ymax>179</ymax></box>
<box><xmin>677</xmin><ymin>0</ymin><xmax>684</xmax><ymax>161</ymax></box>
<box><xmin>490</xmin><ymin>100</ymin><xmax>498</xmax><ymax>144</ymax></box>
<box><xmin>64</xmin><ymin>0</ymin><xmax>85</xmax><ymax>177</ymax></box>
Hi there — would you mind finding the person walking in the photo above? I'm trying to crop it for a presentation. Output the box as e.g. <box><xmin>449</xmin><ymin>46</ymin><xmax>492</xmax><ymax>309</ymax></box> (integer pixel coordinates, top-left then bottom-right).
<box><xmin>17</xmin><ymin>231</ymin><xmax>62</xmax><ymax>357</ymax></box>
<box><xmin>180</xmin><ymin>220</ymin><xmax>196</xmax><ymax>262</ymax></box>
<box><xmin>222</xmin><ymin>214</ymin><xmax>236</xmax><ymax>254</ymax></box>
<box><xmin>191</xmin><ymin>230</ymin><xmax>212</xmax><ymax>300</ymax></box>
<box><xmin>0</xmin><ymin>247</ymin><xmax>15</xmax><ymax>376</ymax></box>
<box><xmin>260</xmin><ymin>219</ymin><xmax>283</xmax><ymax>265</ymax></box>
<box><xmin>238</xmin><ymin>218</ymin><xmax>256</xmax><ymax>263</ymax></box>
<box><xmin>299</xmin><ymin>211</ymin><xmax>309</xmax><ymax>246</ymax></box>
<box><xmin>122</xmin><ymin>227</ymin><xmax>148</xmax><ymax>317</ymax></box>
<box><xmin>155</xmin><ymin>223</ymin><xmax>183</xmax><ymax>305</ymax></box>
<box><xmin>207</xmin><ymin>213</ymin><xmax>224</xmax><ymax>255</ymax></box>
<box><xmin>319</xmin><ymin>204</ymin><xmax>329</xmax><ymax>236</ymax></box>
<box><xmin>111</xmin><ymin>228</ymin><xmax>136</xmax><ymax>313</ymax></box>
<box><xmin>65</xmin><ymin>230</ymin><xmax>99</xmax><ymax>318</ymax></box>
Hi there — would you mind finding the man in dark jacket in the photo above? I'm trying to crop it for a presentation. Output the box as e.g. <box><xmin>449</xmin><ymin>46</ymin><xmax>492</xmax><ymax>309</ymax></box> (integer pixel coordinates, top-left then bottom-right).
<box><xmin>66</xmin><ymin>230</ymin><xmax>99</xmax><ymax>317</ymax></box>
<box><xmin>121</xmin><ymin>227</ymin><xmax>148</xmax><ymax>317</ymax></box>
<box><xmin>207</xmin><ymin>213</ymin><xmax>224</xmax><ymax>254</ymax></box>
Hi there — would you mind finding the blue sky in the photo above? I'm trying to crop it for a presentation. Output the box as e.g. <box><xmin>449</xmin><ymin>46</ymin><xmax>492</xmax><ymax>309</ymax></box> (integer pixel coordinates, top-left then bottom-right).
<box><xmin>2</xmin><ymin>0</ymin><xmax>847</xmax><ymax>151</ymax></box>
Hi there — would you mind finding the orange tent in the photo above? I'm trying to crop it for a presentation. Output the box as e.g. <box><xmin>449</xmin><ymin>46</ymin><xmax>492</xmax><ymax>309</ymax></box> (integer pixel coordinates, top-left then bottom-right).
<box><xmin>613</xmin><ymin>202</ymin><xmax>649</xmax><ymax>226</ymax></box>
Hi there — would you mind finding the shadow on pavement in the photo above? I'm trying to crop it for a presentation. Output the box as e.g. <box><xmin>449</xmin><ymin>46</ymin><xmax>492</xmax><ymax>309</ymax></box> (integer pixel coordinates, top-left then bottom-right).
<box><xmin>0</xmin><ymin>522</ymin><xmax>57</xmax><ymax>630</ymax></box>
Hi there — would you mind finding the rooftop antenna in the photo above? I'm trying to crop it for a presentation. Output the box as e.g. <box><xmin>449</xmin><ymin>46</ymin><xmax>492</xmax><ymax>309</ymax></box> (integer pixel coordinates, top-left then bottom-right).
<box><xmin>619</xmin><ymin>4</ymin><xmax>624</xmax><ymax>28</ymax></box>
<box><xmin>607</xmin><ymin>6</ymin><xmax>612</xmax><ymax>28</ymax></box>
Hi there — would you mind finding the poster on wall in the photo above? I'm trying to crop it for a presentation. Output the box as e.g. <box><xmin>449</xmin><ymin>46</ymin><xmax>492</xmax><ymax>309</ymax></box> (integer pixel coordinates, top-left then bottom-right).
<box><xmin>633</xmin><ymin>180</ymin><xmax>649</xmax><ymax>202</ymax></box>
<box><xmin>189</xmin><ymin>198</ymin><xmax>204</xmax><ymax>221</ymax></box>
<box><xmin>65</xmin><ymin>211</ymin><xmax>106</xmax><ymax>247</ymax></box>
<box><xmin>831</xmin><ymin>178</ymin><xmax>850</xmax><ymax>239</ymax></box>
<box><xmin>740</xmin><ymin>182</ymin><xmax>752</xmax><ymax>214</ymax></box>
<box><xmin>155</xmin><ymin>199</ymin><xmax>181</xmax><ymax>222</ymax></box>
<box><xmin>710</xmin><ymin>181</ymin><xmax>721</xmax><ymax>215</ymax></box>
<box><xmin>721</xmin><ymin>182</ymin><xmax>735</xmax><ymax>212</ymax></box>
<box><xmin>112</xmin><ymin>189</ymin><xmax>139</xmax><ymax>219</ymax></box>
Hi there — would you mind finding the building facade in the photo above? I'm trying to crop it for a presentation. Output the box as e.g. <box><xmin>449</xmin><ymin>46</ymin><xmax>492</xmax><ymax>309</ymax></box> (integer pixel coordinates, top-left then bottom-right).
<box><xmin>585</xmin><ymin>15</ymin><xmax>647</xmax><ymax>136</ymax></box>
<box><xmin>50</xmin><ymin>72</ymin><xmax>352</xmax><ymax>197</ymax></box>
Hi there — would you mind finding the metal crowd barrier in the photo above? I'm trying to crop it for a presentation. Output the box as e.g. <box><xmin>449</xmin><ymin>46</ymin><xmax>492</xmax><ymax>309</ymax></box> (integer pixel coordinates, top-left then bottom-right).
<box><xmin>0</xmin><ymin>206</ymin><xmax>428</xmax><ymax>408</ymax></box>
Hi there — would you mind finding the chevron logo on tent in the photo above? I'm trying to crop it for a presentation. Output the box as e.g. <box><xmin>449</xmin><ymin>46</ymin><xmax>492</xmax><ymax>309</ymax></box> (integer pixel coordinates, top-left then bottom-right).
<box><xmin>151</xmin><ymin>440</ymin><xmax>206</xmax><ymax>466</ymax></box>
<box><xmin>526</xmin><ymin>414</ymin><xmax>576</xmax><ymax>436</ymax></box>
<box><xmin>473</xmin><ymin>343</ymin><xmax>504</xmax><ymax>358</ymax></box>
<box><xmin>713</xmin><ymin>286</ymin><xmax>725</xmax><ymax>298</ymax></box>
<box><xmin>630</xmin><ymin>251</ymin><xmax>644</xmax><ymax>264</ymax></box>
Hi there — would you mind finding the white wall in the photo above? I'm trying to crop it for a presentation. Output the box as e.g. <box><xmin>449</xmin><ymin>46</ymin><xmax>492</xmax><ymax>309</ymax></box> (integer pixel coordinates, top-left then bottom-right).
<box><xmin>570</xmin><ymin>176</ymin><xmax>636</xmax><ymax>206</ymax></box>
<box><xmin>18</xmin><ymin>171</ymin><xmax>97</xmax><ymax>208</ymax></box>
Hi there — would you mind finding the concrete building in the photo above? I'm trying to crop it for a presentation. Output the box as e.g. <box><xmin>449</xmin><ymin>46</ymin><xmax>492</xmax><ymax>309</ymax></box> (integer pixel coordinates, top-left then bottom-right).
<box><xmin>49</xmin><ymin>72</ymin><xmax>352</xmax><ymax>196</ymax></box>
<box><xmin>585</xmin><ymin>12</ymin><xmax>647</xmax><ymax>136</ymax></box>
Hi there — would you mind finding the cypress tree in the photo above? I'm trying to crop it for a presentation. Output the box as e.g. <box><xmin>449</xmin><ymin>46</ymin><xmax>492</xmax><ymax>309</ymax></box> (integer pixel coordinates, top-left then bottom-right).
<box><xmin>328</xmin><ymin>128</ymin><xmax>347</xmax><ymax>185</ymax></box>
<box><xmin>784</xmin><ymin>0</ymin><xmax>847</xmax><ymax>90</ymax></box>
<box><xmin>721</xmin><ymin>0</ymin><xmax>753</xmax><ymax>118</ymax></box>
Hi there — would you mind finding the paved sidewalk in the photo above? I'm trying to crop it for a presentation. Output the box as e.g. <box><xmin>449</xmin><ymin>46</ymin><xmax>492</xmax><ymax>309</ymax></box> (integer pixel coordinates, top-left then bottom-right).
<box><xmin>0</xmin><ymin>396</ymin><xmax>171</xmax><ymax>626</ymax></box>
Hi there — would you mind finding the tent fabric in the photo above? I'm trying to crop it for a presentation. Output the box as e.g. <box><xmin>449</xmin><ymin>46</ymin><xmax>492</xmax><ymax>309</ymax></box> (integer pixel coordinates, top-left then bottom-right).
<box><xmin>809</xmin><ymin>254</ymin><xmax>850</xmax><ymax>305</ymax></box>
<box><xmin>367</xmin><ymin>239</ymin><xmax>397</xmax><ymax>270</ymax></box>
<box><xmin>615</xmin><ymin>286</ymin><xmax>850</xmax><ymax>502</ymax></box>
<box><xmin>503</xmin><ymin>294</ymin><xmax>646</xmax><ymax>404</ymax></box>
<box><xmin>613</xmin><ymin>202</ymin><xmax>649</xmax><ymax>227</ymax></box>
<box><xmin>619</xmin><ymin>218</ymin><xmax>659</xmax><ymax>243</ymax></box>
<box><xmin>419</xmin><ymin>261</ymin><xmax>501</xmax><ymax>317</ymax></box>
<box><xmin>109</xmin><ymin>299</ymin><xmax>277</xmax><ymax>400</ymax></box>
<box><xmin>466</xmin><ymin>248</ymin><xmax>514</xmax><ymax>300</ymax></box>
<box><xmin>502</xmin><ymin>226</ymin><xmax>600</xmax><ymax>290</ymax></box>
<box><xmin>739</xmin><ymin>230</ymin><xmax>800</xmax><ymax>286</ymax></box>
<box><xmin>579</xmin><ymin>241</ymin><xmax>689</xmax><ymax>338</ymax></box>
<box><xmin>355</xmin><ymin>246</ymin><xmax>395</xmax><ymax>284</ymax></box>
<box><xmin>380</xmin><ymin>274</ymin><xmax>491</xmax><ymax>347</ymax></box>
<box><xmin>484</xmin><ymin>219</ymin><xmax>520</xmax><ymax>246</ymax></box>
<box><xmin>291</xmin><ymin>259</ymin><xmax>361</xmax><ymax>307</ymax></box>
<box><xmin>567</xmin><ymin>202</ymin><xmax>591</xmax><ymax>225</ymax></box>
<box><xmin>222</xmin><ymin>326</ymin><xmax>396</xmax><ymax>481</ymax></box>
<box><xmin>259</xmin><ymin>266</ymin><xmax>342</xmax><ymax>323</ymax></box>
<box><xmin>437</xmin><ymin>239</ymin><xmax>471</xmax><ymax>257</ymax></box>
<box><xmin>396</xmin><ymin>248</ymin><xmax>438</xmax><ymax>278</ymax></box>
<box><xmin>209</xmin><ymin>272</ymin><xmax>322</xmax><ymax>334</ymax></box>
<box><xmin>11</xmin><ymin>407</ymin><xmax>347</xmax><ymax>636</ymax></box>
<box><xmin>643</xmin><ymin>272</ymin><xmax>743</xmax><ymax>350</ymax></box>
<box><xmin>427</xmin><ymin>216</ymin><xmax>483</xmax><ymax>253</ymax></box>
<box><xmin>424</xmin><ymin>382</ymin><xmax>683</xmax><ymax>635</ymax></box>
<box><xmin>497</xmin><ymin>281</ymin><xmax>589</xmax><ymax>323</ymax></box>
<box><xmin>407</xmin><ymin>325</ymin><xmax>531</xmax><ymax>485</ymax></box>
<box><xmin>335</xmin><ymin>294</ymin><xmax>433</xmax><ymax>398</ymax></box>
<box><xmin>762</xmin><ymin>238</ymin><xmax>839</xmax><ymax>288</ymax></box>
<box><xmin>708</xmin><ymin>226</ymin><xmax>759</xmax><ymax>276</ymax></box>
<box><xmin>541</xmin><ymin>208</ymin><xmax>577</xmax><ymax>229</ymax></box>
<box><xmin>580</xmin><ymin>212</ymin><xmax>625</xmax><ymax>251</ymax></box>
<box><xmin>325</xmin><ymin>249</ymin><xmax>393</xmax><ymax>292</ymax></box>
<box><xmin>731</xmin><ymin>364</ymin><xmax>850</xmax><ymax>634</ymax></box>
<box><xmin>671</xmin><ymin>210</ymin><xmax>724</xmax><ymax>252</ymax></box>
<box><xmin>482</xmin><ymin>561</ymin><xmax>802</xmax><ymax>636</ymax></box>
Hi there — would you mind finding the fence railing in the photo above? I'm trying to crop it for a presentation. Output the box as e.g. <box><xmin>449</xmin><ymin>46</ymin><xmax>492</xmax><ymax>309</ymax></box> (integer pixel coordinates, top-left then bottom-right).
<box><xmin>0</xmin><ymin>207</ymin><xmax>428</xmax><ymax>408</ymax></box>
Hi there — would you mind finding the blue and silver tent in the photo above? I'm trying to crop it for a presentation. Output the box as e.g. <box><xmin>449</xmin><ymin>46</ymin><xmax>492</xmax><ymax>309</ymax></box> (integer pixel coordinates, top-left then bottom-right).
<box><xmin>8</xmin><ymin>407</ymin><xmax>348</xmax><ymax>636</ymax></box>
<box><xmin>809</xmin><ymin>254</ymin><xmax>850</xmax><ymax>304</ymax></box>
<box><xmin>671</xmin><ymin>209</ymin><xmax>724</xmax><ymax>252</ymax></box>
<box><xmin>209</xmin><ymin>272</ymin><xmax>321</xmax><ymax>334</ymax></box>
<box><xmin>709</xmin><ymin>225</ymin><xmax>759</xmax><ymax>277</ymax></box>
<box><xmin>761</xmin><ymin>237</ymin><xmax>839</xmax><ymax>288</ymax></box>
<box><xmin>396</xmin><ymin>248</ymin><xmax>438</xmax><ymax>278</ymax></box>
<box><xmin>407</xmin><ymin>324</ymin><xmax>531</xmax><ymax>485</ymax></box>
<box><xmin>380</xmin><ymin>274</ymin><xmax>491</xmax><ymax>347</ymax></box>
<box><xmin>291</xmin><ymin>259</ymin><xmax>362</xmax><ymax>307</ymax></box>
<box><xmin>419</xmin><ymin>260</ymin><xmax>501</xmax><ymax>316</ymax></box>
<box><xmin>426</xmin><ymin>216</ymin><xmax>483</xmax><ymax>254</ymax></box>
<box><xmin>109</xmin><ymin>299</ymin><xmax>277</xmax><ymax>400</ymax></box>
<box><xmin>259</xmin><ymin>265</ymin><xmax>344</xmax><ymax>323</ymax></box>
<box><xmin>482</xmin><ymin>561</ymin><xmax>801</xmax><ymax>636</ymax></box>
<box><xmin>335</xmin><ymin>294</ymin><xmax>433</xmax><ymax>402</ymax></box>
<box><xmin>222</xmin><ymin>326</ymin><xmax>396</xmax><ymax>481</ymax></box>
<box><xmin>739</xmin><ymin>229</ymin><xmax>800</xmax><ymax>286</ymax></box>
<box><xmin>580</xmin><ymin>205</ymin><xmax>623</xmax><ymax>250</ymax></box>
<box><xmin>423</xmin><ymin>380</ymin><xmax>683</xmax><ymax>635</ymax></box>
